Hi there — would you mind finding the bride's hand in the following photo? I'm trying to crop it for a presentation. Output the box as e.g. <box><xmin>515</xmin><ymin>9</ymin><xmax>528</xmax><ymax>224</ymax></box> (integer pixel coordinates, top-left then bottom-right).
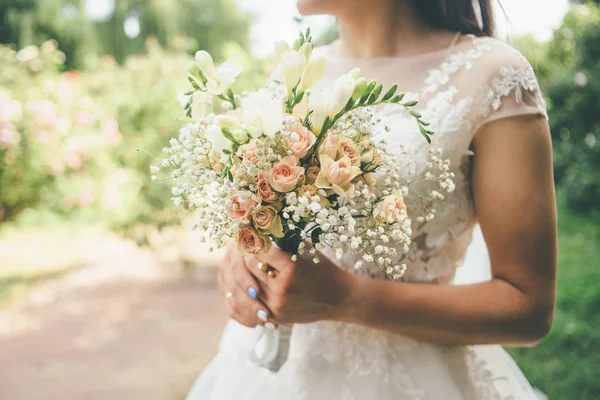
<box><xmin>218</xmin><ymin>241</ymin><xmax>274</xmax><ymax>327</ymax></box>
<box><xmin>246</xmin><ymin>247</ymin><xmax>356</xmax><ymax>324</ymax></box>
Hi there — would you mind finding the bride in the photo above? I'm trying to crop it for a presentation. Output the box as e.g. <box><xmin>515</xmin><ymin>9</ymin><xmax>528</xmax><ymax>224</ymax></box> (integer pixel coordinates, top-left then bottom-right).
<box><xmin>187</xmin><ymin>0</ymin><xmax>557</xmax><ymax>399</ymax></box>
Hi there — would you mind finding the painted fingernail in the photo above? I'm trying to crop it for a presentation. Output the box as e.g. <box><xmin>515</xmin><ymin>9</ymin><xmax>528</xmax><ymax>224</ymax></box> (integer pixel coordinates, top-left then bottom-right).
<box><xmin>257</xmin><ymin>309</ymin><xmax>268</xmax><ymax>322</ymax></box>
<box><xmin>247</xmin><ymin>286</ymin><xmax>258</xmax><ymax>299</ymax></box>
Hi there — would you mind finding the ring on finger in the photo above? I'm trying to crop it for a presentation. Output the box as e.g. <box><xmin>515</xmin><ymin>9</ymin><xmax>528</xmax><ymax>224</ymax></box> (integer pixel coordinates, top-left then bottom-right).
<box><xmin>267</xmin><ymin>269</ymin><xmax>276</xmax><ymax>278</ymax></box>
<box><xmin>257</xmin><ymin>262</ymin><xmax>268</xmax><ymax>272</ymax></box>
<box><xmin>225</xmin><ymin>291</ymin><xmax>233</xmax><ymax>301</ymax></box>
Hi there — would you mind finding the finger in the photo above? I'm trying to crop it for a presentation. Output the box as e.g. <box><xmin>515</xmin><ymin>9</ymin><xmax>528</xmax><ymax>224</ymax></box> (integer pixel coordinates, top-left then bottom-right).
<box><xmin>233</xmin><ymin>255</ymin><xmax>263</xmax><ymax>300</ymax></box>
<box><xmin>254</xmin><ymin>247</ymin><xmax>293</xmax><ymax>272</ymax></box>
<box><xmin>225</xmin><ymin>284</ymin><xmax>274</xmax><ymax>327</ymax></box>
<box><xmin>244</xmin><ymin>255</ymin><xmax>270</xmax><ymax>285</ymax></box>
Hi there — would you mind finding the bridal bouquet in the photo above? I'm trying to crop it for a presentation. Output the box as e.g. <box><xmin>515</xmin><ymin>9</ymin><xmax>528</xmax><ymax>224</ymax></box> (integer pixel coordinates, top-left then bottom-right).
<box><xmin>152</xmin><ymin>29</ymin><xmax>455</xmax><ymax>370</ymax></box>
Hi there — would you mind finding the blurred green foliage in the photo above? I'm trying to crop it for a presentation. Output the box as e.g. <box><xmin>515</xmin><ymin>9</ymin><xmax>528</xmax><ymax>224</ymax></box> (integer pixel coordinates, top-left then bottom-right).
<box><xmin>0</xmin><ymin>0</ymin><xmax>251</xmax><ymax>69</ymax></box>
<box><xmin>516</xmin><ymin>4</ymin><xmax>600</xmax><ymax>213</ymax></box>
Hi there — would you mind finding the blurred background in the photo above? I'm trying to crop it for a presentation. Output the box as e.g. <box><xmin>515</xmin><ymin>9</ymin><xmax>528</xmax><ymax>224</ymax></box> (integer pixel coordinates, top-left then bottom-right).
<box><xmin>0</xmin><ymin>0</ymin><xmax>598</xmax><ymax>399</ymax></box>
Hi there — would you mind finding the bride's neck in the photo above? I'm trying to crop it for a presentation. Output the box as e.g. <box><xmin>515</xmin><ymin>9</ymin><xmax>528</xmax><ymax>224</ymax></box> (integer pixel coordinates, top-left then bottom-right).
<box><xmin>336</xmin><ymin>2</ymin><xmax>443</xmax><ymax>59</ymax></box>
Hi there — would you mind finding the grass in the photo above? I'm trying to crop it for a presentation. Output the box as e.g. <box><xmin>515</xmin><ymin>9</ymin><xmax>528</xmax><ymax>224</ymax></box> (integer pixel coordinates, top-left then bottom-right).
<box><xmin>508</xmin><ymin>205</ymin><xmax>600</xmax><ymax>400</ymax></box>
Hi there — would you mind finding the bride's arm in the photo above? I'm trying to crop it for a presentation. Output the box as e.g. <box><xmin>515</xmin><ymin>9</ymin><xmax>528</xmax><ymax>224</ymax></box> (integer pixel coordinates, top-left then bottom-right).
<box><xmin>252</xmin><ymin>114</ymin><xmax>557</xmax><ymax>346</ymax></box>
<box><xmin>337</xmin><ymin>114</ymin><xmax>557</xmax><ymax>346</ymax></box>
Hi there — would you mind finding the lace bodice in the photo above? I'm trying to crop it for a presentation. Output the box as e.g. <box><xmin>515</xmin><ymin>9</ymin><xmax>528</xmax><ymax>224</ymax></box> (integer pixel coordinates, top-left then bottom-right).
<box><xmin>316</xmin><ymin>35</ymin><xmax>547</xmax><ymax>284</ymax></box>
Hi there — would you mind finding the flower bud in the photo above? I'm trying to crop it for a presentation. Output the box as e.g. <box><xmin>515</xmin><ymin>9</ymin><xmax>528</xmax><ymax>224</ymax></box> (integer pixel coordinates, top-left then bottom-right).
<box><xmin>348</xmin><ymin>67</ymin><xmax>362</xmax><ymax>81</ymax></box>
<box><xmin>298</xmin><ymin>42</ymin><xmax>313</xmax><ymax>62</ymax></box>
<box><xmin>329</xmin><ymin>73</ymin><xmax>356</xmax><ymax>117</ymax></box>
<box><xmin>351</xmin><ymin>77</ymin><xmax>368</xmax><ymax>101</ymax></box>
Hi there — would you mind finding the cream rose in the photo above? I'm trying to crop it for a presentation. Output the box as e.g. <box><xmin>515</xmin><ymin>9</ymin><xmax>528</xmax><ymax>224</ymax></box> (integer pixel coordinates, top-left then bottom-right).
<box><xmin>226</xmin><ymin>191</ymin><xmax>258</xmax><ymax>224</ymax></box>
<box><xmin>252</xmin><ymin>206</ymin><xmax>284</xmax><ymax>238</ymax></box>
<box><xmin>306</xmin><ymin>166</ymin><xmax>320</xmax><ymax>184</ymax></box>
<box><xmin>315</xmin><ymin>155</ymin><xmax>361</xmax><ymax>197</ymax></box>
<box><xmin>236</xmin><ymin>225</ymin><xmax>271</xmax><ymax>255</ymax></box>
<box><xmin>373</xmin><ymin>194</ymin><xmax>408</xmax><ymax>224</ymax></box>
<box><xmin>319</xmin><ymin>133</ymin><xmax>340</xmax><ymax>160</ymax></box>
<box><xmin>287</xmin><ymin>123</ymin><xmax>316</xmax><ymax>159</ymax></box>
<box><xmin>264</xmin><ymin>156</ymin><xmax>305</xmax><ymax>193</ymax></box>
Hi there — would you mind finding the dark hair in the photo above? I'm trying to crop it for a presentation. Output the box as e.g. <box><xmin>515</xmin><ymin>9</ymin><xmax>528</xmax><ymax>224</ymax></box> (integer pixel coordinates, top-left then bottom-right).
<box><xmin>413</xmin><ymin>0</ymin><xmax>495</xmax><ymax>37</ymax></box>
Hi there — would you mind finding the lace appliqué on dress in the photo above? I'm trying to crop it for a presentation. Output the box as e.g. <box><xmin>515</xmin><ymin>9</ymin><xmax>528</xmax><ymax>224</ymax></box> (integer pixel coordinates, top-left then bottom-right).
<box><xmin>478</xmin><ymin>65</ymin><xmax>545</xmax><ymax>118</ymax></box>
<box><xmin>424</xmin><ymin>37</ymin><xmax>493</xmax><ymax>93</ymax></box>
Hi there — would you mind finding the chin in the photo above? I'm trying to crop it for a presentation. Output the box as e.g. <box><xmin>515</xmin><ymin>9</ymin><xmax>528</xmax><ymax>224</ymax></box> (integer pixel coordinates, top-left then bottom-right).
<box><xmin>296</xmin><ymin>0</ymin><xmax>336</xmax><ymax>16</ymax></box>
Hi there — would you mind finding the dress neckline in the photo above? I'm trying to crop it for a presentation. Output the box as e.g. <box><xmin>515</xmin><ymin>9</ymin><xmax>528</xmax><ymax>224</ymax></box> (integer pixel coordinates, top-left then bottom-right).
<box><xmin>324</xmin><ymin>33</ymin><xmax>473</xmax><ymax>64</ymax></box>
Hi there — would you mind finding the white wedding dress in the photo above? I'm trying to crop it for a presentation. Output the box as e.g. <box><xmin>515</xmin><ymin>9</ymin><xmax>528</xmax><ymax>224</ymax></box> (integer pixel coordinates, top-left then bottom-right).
<box><xmin>187</xmin><ymin>35</ymin><xmax>548</xmax><ymax>400</ymax></box>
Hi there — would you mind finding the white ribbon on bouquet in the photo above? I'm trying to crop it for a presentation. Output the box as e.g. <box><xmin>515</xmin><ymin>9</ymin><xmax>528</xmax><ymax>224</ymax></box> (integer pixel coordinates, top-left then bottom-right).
<box><xmin>249</xmin><ymin>324</ymin><xmax>293</xmax><ymax>372</ymax></box>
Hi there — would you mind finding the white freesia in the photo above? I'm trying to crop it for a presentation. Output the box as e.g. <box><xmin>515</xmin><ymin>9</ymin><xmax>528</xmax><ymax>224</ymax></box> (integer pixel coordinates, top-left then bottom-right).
<box><xmin>204</xmin><ymin>124</ymin><xmax>232</xmax><ymax>153</ymax></box>
<box><xmin>300</xmin><ymin>56</ymin><xmax>329</xmax><ymax>91</ymax></box>
<box><xmin>329</xmin><ymin>73</ymin><xmax>356</xmax><ymax>117</ymax></box>
<box><xmin>307</xmin><ymin>86</ymin><xmax>333</xmax><ymax>135</ymax></box>
<box><xmin>279</xmin><ymin>51</ymin><xmax>306</xmax><ymax>94</ymax></box>
<box><xmin>191</xmin><ymin>91</ymin><xmax>211</xmax><ymax>120</ymax></box>
<box><xmin>214</xmin><ymin>115</ymin><xmax>249</xmax><ymax>142</ymax></box>
<box><xmin>274</xmin><ymin>40</ymin><xmax>291</xmax><ymax>61</ymax></box>
<box><xmin>195</xmin><ymin>50</ymin><xmax>216</xmax><ymax>75</ymax></box>
<box><xmin>242</xmin><ymin>89</ymin><xmax>283</xmax><ymax>138</ymax></box>
<box><xmin>194</xmin><ymin>50</ymin><xmax>243</xmax><ymax>95</ymax></box>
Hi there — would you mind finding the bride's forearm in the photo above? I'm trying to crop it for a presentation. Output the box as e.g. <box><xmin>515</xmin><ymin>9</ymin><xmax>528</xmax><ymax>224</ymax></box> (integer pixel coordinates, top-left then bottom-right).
<box><xmin>333</xmin><ymin>272</ymin><xmax>553</xmax><ymax>346</ymax></box>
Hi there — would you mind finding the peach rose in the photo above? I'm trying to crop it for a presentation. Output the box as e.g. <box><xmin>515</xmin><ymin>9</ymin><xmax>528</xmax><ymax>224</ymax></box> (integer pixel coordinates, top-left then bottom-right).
<box><xmin>373</xmin><ymin>194</ymin><xmax>408</xmax><ymax>224</ymax></box>
<box><xmin>287</xmin><ymin>123</ymin><xmax>315</xmax><ymax>159</ymax></box>
<box><xmin>315</xmin><ymin>155</ymin><xmax>361</xmax><ymax>197</ymax></box>
<box><xmin>264</xmin><ymin>156</ymin><xmax>305</xmax><ymax>193</ymax></box>
<box><xmin>306</xmin><ymin>166</ymin><xmax>320</xmax><ymax>184</ymax></box>
<box><xmin>241</xmin><ymin>139</ymin><xmax>259</xmax><ymax>166</ymax></box>
<box><xmin>257</xmin><ymin>173</ymin><xmax>280</xmax><ymax>203</ymax></box>
<box><xmin>337</xmin><ymin>138</ymin><xmax>360</xmax><ymax>165</ymax></box>
<box><xmin>252</xmin><ymin>206</ymin><xmax>284</xmax><ymax>238</ymax></box>
<box><xmin>236</xmin><ymin>225</ymin><xmax>271</xmax><ymax>255</ymax></box>
<box><xmin>226</xmin><ymin>191</ymin><xmax>258</xmax><ymax>224</ymax></box>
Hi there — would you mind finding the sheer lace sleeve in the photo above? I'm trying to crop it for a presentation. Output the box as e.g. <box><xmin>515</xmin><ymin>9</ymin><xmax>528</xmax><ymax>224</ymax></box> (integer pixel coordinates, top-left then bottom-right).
<box><xmin>470</xmin><ymin>40</ymin><xmax>547</xmax><ymax>136</ymax></box>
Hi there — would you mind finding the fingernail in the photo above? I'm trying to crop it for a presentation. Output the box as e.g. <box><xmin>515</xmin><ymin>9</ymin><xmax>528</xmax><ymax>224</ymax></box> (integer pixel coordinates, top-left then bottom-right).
<box><xmin>247</xmin><ymin>286</ymin><xmax>258</xmax><ymax>299</ymax></box>
<box><xmin>257</xmin><ymin>309</ymin><xmax>268</xmax><ymax>322</ymax></box>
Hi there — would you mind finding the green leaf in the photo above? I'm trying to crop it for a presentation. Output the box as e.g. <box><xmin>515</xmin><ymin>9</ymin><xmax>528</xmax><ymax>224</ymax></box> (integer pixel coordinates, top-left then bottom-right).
<box><xmin>295</xmin><ymin>90</ymin><xmax>305</xmax><ymax>105</ymax></box>
<box><xmin>403</xmin><ymin>100</ymin><xmax>418</xmax><ymax>107</ymax></box>
<box><xmin>306</xmin><ymin>27</ymin><xmax>311</xmax><ymax>38</ymax></box>
<box><xmin>311</xmin><ymin>228</ymin><xmax>323</xmax><ymax>244</ymax></box>
<box><xmin>371</xmin><ymin>84</ymin><xmax>383</xmax><ymax>99</ymax></box>
<box><xmin>381</xmin><ymin>84</ymin><xmax>398</xmax><ymax>101</ymax></box>
<box><xmin>390</xmin><ymin>93</ymin><xmax>405</xmax><ymax>103</ymax></box>
<box><xmin>366</xmin><ymin>80</ymin><xmax>377</xmax><ymax>94</ymax></box>
<box><xmin>419</xmin><ymin>120</ymin><xmax>430</xmax><ymax>127</ymax></box>
<box><xmin>410</xmin><ymin>110</ymin><xmax>422</xmax><ymax>118</ymax></box>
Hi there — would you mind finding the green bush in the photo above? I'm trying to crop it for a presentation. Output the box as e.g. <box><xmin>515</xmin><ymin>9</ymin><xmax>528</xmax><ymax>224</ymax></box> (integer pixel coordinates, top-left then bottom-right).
<box><xmin>517</xmin><ymin>4</ymin><xmax>600</xmax><ymax>213</ymax></box>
